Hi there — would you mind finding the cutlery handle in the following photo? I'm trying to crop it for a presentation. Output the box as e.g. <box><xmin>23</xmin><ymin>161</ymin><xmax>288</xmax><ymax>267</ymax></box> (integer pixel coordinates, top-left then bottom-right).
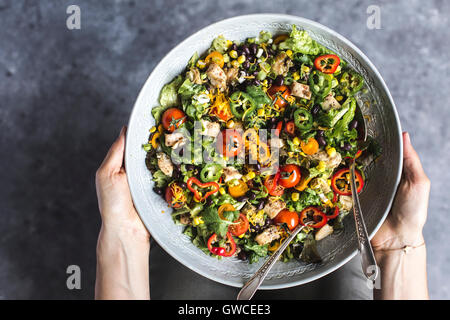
<box><xmin>237</xmin><ymin>224</ymin><xmax>306</xmax><ymax>300</ymax></box>
<box><xmin>350</xmin><ymin>160</ymin><xmax>378</xmax><ymax>281</ymax></box>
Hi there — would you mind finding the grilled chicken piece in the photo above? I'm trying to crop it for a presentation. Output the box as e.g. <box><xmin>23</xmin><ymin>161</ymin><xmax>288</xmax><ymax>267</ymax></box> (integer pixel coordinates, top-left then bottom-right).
<box><xmin>187</xmin><ymin>67</ymin><xmax>202</xmax><ymax>84</ymax></box>
<box><xmin>224</xmin><ymin>67</ymin><xmax>239</xmax><ymax>84</ymax></box>
<box><xmin>315</xmin><ymin>224</ymin><xmax>333</xmax><ymax>241</ymax></box>
<box><xmin>222</xmin><ymin>166</ymin><xmax>243</xmax><ymax>182</ymax></box>
<box><xmin>290</xmin><ymin>81</ymin><xmax>312</xmax><ymax>100</ymax></box>
<box><xmin>200</xmin><ymin>119</ymin><xmax>220</xmax><ymax>137</ymax></box>
<box><xmin>307</xmin><ymin>150</ymin><xmax>342</xmax><ymax>171</ymax></box>
<box><xmin>206</xmin><ymin>63</ymin><xmax>227</xmax><ymax>91</ymax></box>
<box><xmin>322</xmin><ymin>94</ymin><xmax>341</xmax><ymax>111</ymax></box>
<box><xmin>255</xmin><ymin>225</ymin><xmax>281</xmax><ymax>245</ymax></box>
<box><xmin>157</xmin><ymin>152</ymin><xmax>173</xmax><ymax>177</ymax></box>
<box><xmin>272</xmin><ymin>52</ymin><xmax>293</xmax><ymax>76</ymax></box>
<box><xmin>165</xmin><ymin>132</ymin><xmax>187</xmax><ymax>149</ymax></box>
<box><xmin>264</xmin><ymin>198</ymin><xmax>286</xmax><ymax>219</ymax></box>
<box><xmin>339</xmin><ymin>195</ymin><xmax>353</xmax><ymax>211</ymax></box>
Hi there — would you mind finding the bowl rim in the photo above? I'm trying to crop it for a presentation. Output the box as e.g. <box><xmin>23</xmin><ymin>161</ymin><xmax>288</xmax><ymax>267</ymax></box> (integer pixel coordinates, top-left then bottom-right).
<box><xmin>125</xmin><ymin>13</ymin><xmax>403</xmax><ymax>290</ymax></box>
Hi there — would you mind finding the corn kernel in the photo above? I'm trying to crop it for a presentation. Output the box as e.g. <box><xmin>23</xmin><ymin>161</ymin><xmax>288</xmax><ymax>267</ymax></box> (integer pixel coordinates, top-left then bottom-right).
<box><xmin>262</xmin><ymin>79</ymin><xmax>268</xmax><ymax>87</ymax></box>
<box><xmin>336</xmin><ymin>95</ymin><xmax>343</xmax><ymax>101</ymax></box>
<box><xmin>291</xmin><ymin>192</ymin><xmax>300</xmax><ymax>202</ymax></box>
<box><xmin>193</xmin><ymin>216</ymin><xmax>204</xmax><ymax>226</ymax></box>
<box><xmin>150</xmin><ymin>126</ymin><xmax>157</xmax><ymax>133</ymax></box>
<box><xmin>288</xmin><ymin>152</ymin><xmax>295</xmax><ymax>157</ymax></box>
<box><xmin>327</xmin><ymin>179</ymin><xmax>331</xmax><ymax>186</ymax></box>
<box><xmin>231</xmin><ymin>60</ymin><xmax>239</xmax><ymax>68</ymax></box>
<box><xmin>292</xmin><ymin>137</ymin><xmax>300</xmax><ymax>146</ymax></box>
<box><xmin>257</xmin><ymin>109</ymin><xmax>265</xmax><ymax>117</ymax></box>
<box><xmin>286</xmin><ymin>50</ymin><xmax>293</xmax><ymax>58</ymax></box>
<box><xmin>237</xmin><ymin>55</ymin><xmax>246</xmax><ymax>64</ymax></box>
<box><xmin>327</xmin><ymin>147</ymin><xmax>337</xmax><ymax>158</ymax></box>
<box><xmin>226</xmin><ymin>119</ymin><xmax>235</xmax><ymax>129</ymax></box>
<box><xmin>317</xmin><ymin>161</ymin><xmax>326</xmax><ymax>172</ymax></box>
<box><xmin>219</xmin><ymin>187</ymin><xmax>226</xmax><ymax>195</ymax></box>
<box><xmin>229</xmin><ymin>50</ymin><xmax>238</xmax><ymax>59</ymax></box>
<box><xmin>257</xmin><ymin>209</ymin><xmax>264</xmax><ymax>216</ymax></box>
<box><xmin>292</xmin><ymin>72</ymin><xmax>300</xmax><ymax>81</ymax></box>
<box><xmin>226</xmin><ymin>40</ymin><xmax>233</xmax><ymax>48</ymax></box>
<box><xmin>246</xmin><ymin>171</ymin><xmax>256</xmax><ymax>180</ymax></box>
<box><xmin>196</xmin><ymin>59</ymin><xmax>206</xmax><ymax>69</ymax></box>
<box><xmin>238</xmin><ymin>233</ymin><xmax>245</xmax><ymax>238</ymax></box>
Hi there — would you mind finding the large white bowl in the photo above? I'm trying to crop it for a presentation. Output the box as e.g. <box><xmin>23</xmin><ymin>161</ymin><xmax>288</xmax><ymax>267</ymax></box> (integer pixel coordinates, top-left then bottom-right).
<box><xmin>125</xmin><ymin>14</ymin><xmax>402</xmax><ymax>289</ymax></box>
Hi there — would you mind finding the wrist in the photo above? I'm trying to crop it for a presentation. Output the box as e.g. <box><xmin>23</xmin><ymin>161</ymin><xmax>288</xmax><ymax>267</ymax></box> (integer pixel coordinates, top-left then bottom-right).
<box><xmin>97</xmin><ymin>223</ymin><xmax>150</xmax><ymax>259</ymax></box>
<box><xmin>372</xmin><ymin>232</ymin><xmax>425</xmax><ymax>253</ymax></box>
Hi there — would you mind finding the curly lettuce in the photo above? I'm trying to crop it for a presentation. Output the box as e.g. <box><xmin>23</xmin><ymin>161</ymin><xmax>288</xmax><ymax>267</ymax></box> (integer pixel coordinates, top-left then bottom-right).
<box><xmin>279</xmin><ymin>25</ymin><xmax>334</xmax><ymax>56</ymax></box>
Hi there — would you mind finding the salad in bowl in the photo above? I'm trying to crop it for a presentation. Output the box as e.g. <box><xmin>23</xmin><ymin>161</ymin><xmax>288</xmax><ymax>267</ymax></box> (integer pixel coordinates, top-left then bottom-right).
<box><xmin>143</xmin><ymin>25</ymin><xmax>377</xmax><ymax>264</ymax></box>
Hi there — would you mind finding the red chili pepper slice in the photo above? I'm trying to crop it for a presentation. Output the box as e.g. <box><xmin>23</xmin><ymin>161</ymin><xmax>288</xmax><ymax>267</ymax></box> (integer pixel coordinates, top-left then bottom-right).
<box><xmin>299</xmin><ymin>207</ymin><xmax>328</xmax><ymax>228</ymax></box>
<box><xmin>326</xmin><ymin>206</ymin><xmax>340</xmax><ymax>220</ymax></box>
<box><xmin>274</xmin><ymin>121</ymin><xmax>283</xmax><ymax>137</ymax></box>
<box><xmin>331</xmin><ymin>168</ymin><xmax>364</xmax><ymax>196</ymax></box>
<box><xmin>186</xmin><ymin>177</ymin><xmax>219</xmax><ymax>201</ymax></box>
<box><xmin>314</xmin><ymin>54</ymin><xmax>341</xmax><ymax>74</ymax></box>
<box><xmin>207</xmin><ymin>232</ymin><xmax>236</xmax><ymax>257</ymax></box>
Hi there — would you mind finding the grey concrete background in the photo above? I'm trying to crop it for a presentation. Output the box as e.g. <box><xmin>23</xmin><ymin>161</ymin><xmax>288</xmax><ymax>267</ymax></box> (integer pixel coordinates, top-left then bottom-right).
<box><xmin>0</xmin><ymin>0</ymin><xmax>448</xmax><ymax>299</ymax></box>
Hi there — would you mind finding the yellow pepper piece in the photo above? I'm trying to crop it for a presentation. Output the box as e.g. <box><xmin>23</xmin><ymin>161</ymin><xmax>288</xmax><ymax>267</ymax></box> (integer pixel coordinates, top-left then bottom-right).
<box><xmin>151</xmin><ymin>132</ymin><xmax>161</xmax><ymax>149</ymax></box>
<box><xmin>193</xmin><ymin>216</ymin><xmax>204</xmax><ymax>226</ymax></box>
<box><xmin>292</xmin><ymin>137</ymin><xmax>300</xmax><ymax>146</ymax></box>
<box><xmin>196</xmin><ymin>59</ymin><xmax>206</xmax><ymax>69</ymax></box>
<box><xmin>291</xmin><ymin>192</ymin><xmax>300</xmax><ymax>202</ymax></box>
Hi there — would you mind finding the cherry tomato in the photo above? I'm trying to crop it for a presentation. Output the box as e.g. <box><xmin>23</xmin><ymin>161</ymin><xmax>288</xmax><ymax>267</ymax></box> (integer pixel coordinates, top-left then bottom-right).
<box><xmin>264</xmin><ymin>173</ymin><xmax>285</xmax><ymax>196</ymax></box>
<box><xmin>165</xmin><ymin>185</ymin><xmax>184</xmax><ymax>208</ymax></box>
<box><xmin>279</xmin><ymin>164</ymin><xmax>301</xmax><ymax>188</ymax></box>
<box><xmin>285</xmin><ymin>121</ymin><xmax>296</xmax><ymax>136</ymax></box>
<box><xmin>274</xmin><ymin>121</ymin><xmax>283</xmax><ymax>137</ymax></box>
<box><xmin>267</xmin><ymin>85</ymin><xmax>291</xmax><ymax>109</ymax></box>
<box><xmin>274</xmin><ymin>209</ymin><xmax>299</xmax><ymax>231</ymax></box>
<box><xmin>228</xmin><ymin>179</ymin><xmax>249</xmax><ymax>198</ymax></box>
<box><xmin>161</xmin><ymin>108</ymin><xmax>186</xmax><ymax>133</ymax></box>
<box><xmin>229</xmin><ymin>213</ymin><xmax>250</xmax><ymax>236</ymax></box>
<box><xmin>216</xmin><ymin>130</ymin><xmax>243</xmax><ymax>158</ymax></box>
<box><xmin>205</xmin><ymin>51</ymin><xmax>225</xmax><ymax>68</ymax></box>
<box><xmin>300</xmin><ymin>137</ymin><xmax>319</xmax><ymax>155</ymax></box>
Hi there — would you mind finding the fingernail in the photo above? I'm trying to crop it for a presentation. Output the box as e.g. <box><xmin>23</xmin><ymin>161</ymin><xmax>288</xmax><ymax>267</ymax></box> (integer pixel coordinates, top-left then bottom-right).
<box><xmin>119</xmin><ymin>126</ymin><xmax>125</xmax><ymax>137</ymax></box>
<box><xmin>404</xmin><ymin>131</ymin><xmax>411</xmax><ymax>144</ymax></box>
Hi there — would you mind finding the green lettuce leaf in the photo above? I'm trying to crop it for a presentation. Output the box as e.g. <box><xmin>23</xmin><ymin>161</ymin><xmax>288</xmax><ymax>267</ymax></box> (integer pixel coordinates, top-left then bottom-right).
<box><xmin>279</xmin><ymin>25</ymin><xmax>334</xmax><ymax>56</ymax></box>
<box><xmin>201</xmin><ymin>206</ymin><xmax>234</xmax><ymax>237</ymax></box>
<box><xmin>209</xmin><ymin>35</ymin><xmax>228</xmax><ymax>54</ymax></box>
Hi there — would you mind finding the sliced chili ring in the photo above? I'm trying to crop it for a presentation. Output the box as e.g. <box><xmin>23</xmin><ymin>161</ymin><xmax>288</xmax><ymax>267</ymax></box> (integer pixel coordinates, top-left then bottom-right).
<box><xmin>207</xmin><ymin>232</ymin><xmax>236</xmax><ymax>257</ymax></box>
<box><xmin>325</xmin><ymin>206</ymin><xmax>340</xmax><ymax>220</ymax></box>
<box><xmin>331</xmin><ymin>168</ymin><xmax>364</xmax><ymax>196</ymax></box>
<box><xmin>314</xmin><ymin>54</ymin><xmax>341</xmax><ymax>74</ymax></box>
<box><xmin>299</xmin><ymin>207</ymin><xmax>328</xmax><ymax>228</ymax></box>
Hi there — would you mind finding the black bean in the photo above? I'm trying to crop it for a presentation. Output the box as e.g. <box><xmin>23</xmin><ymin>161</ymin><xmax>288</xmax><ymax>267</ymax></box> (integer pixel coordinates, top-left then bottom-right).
<box><xmin>264</xmin><ymin>218</ymin><xmax>273</xmax><ymax>226</ymax></box>
<box><xmin>253</xmin><ymin>79</ymin><xmax>261</xmax><ymax>86</ymax></box>
<box><xmin>349</xmin><ymin>120</ymin><xmax>358</xmax><ymax>130</ymax></box>
<box><xmin>242</xmin><ymin>60</ymin><xmax>250</xmax><ymax>69</ymax></box>
<box><xmin>311</xmin><ymin>104</ymin><xmax>321</xmax><ymax>116</ymax></box>
<box><xmin>274</xmin><ymin>75</ymin><xmax>284</xmax><ymax>86</ymax></box>
<box><xmin>316</xmin><ymin>129</ymin><xmax>324</xmax><ymax>136</ymax></box>
<box><xmin>250</xmin><ymin>43</ymin><xmax>258</xmax><ymax>55</ymax></box>
<box><xmin>205</xmin><ymin>197</ymin><xmax>213</xmax><ymax>206</ymax></box>
<box><xmin>230</xmin><ymin>43</ymin><xmax>238</xmax><ymax>51</ymax></box>
<box><xmin>237</xmin><ymin>196</ymin><xmax>248</xmax><ymax>203</ymax></box>
<box><xmin>316</xmin><ymin>136</ymin><xmax>327</xmax><ymax>146</ymax></box>
<box><xmin>247</xmin><ymin>192</ymin><xmax>257</xmax><ymax>200</ymax></box>
<box><xmin>266</xmin><ymin>78</ymin><xmax>273</xmax><ymax>86</ymax></box>
<box><xmin>342</xmin><ymin>142</ymin><xmax>352</xmax><ymax>151</ymax></box>
<box><xmin>237</xmin><ymin>250</ymin><xmax>248</xmax><ymax>261</ymax></box>
<box><xmin>289</xmin><ymin>66</ymin><xmax>297</xmax><ymax>73</ymax></box>
<box><xmin>247</xmin><ymin>55</ymin><xmax>255</xmax><ymax>63</ymax></box>
<box><xmin>185</xmin><ymin>164</ymin><xmax>195</xmax><ymax>171</ymax></box>
<box><xmin>257</xmin><ymin>200</ymin><xmax>265</xmax><ymax>210</ymax></box>
<box><xmin>153</xmin><ymin>187</ymin><xmax>163</xmax><ymax>195</ymax></box>
<box><xmin>178</xmin><ymin>182</ymin><xmax>187</xmax><ymax>189</ymax></box>
<box><xmin>242</xmin><ymin>45</ymin><xmax>250</xmax><ymax>56</ymax></box>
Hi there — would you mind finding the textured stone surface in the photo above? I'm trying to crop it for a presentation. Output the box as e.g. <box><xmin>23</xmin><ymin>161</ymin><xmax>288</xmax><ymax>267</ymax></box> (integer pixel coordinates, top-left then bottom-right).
<box><xmin>0</xmin><ymin>0</ymin><xmax>448</xmax><ymax>299</ymax></box>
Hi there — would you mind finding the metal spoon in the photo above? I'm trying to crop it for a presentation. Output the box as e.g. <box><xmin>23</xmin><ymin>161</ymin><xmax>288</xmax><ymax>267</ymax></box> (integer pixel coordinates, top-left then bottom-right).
<box><xmin>351</xmin><ymin>103</ymin><xmax>378</xmax><ymax>281</ymax></box>
<box><xmin>237</xmin><ymin>223</ymin><xmax>311</xmax><ymax>300</ymax></box>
